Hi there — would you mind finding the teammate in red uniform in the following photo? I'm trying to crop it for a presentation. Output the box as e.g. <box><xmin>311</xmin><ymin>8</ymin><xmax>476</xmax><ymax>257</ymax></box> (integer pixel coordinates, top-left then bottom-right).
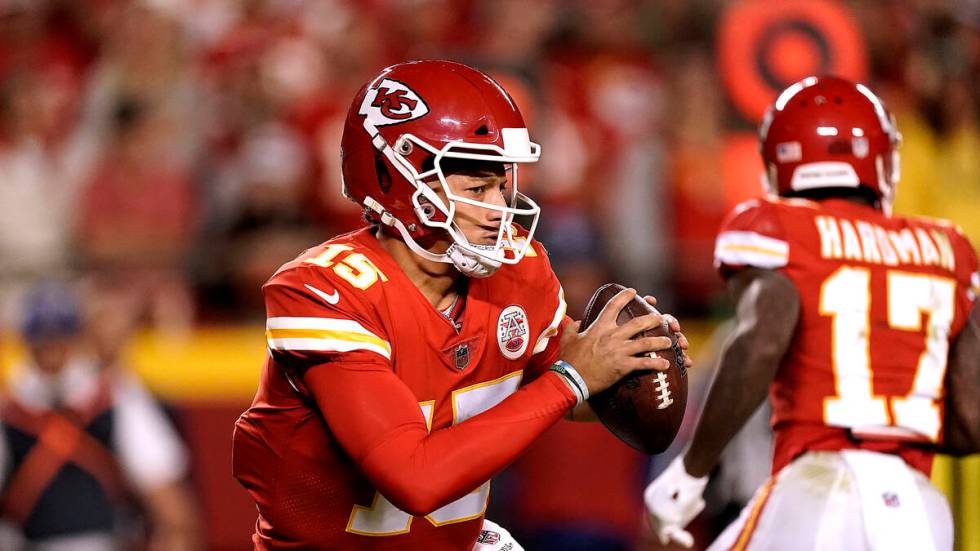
<box><xmin>233</xmin><ymin>60</ymin><xmax>688</xmax><ymax>550</ymax></box>
<box><xmin>645</xmin><ymin>76</ymin><xmax>980</xmax><ymax>550</ymax></box>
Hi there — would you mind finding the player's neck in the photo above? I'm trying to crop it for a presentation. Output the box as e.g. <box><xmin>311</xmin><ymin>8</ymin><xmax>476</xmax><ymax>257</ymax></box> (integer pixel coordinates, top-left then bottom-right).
<box><xmin>375</xmin><ymin>229</ymin><xmax>462</xmax><ymax>310</ymax></box>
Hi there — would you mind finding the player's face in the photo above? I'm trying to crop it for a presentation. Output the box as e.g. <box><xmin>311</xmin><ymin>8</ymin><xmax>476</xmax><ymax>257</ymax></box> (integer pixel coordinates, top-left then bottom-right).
<box><xmin>439</xmin><ymin>167</ymin><xmax>510</xmax><ymax>246</ymax></box>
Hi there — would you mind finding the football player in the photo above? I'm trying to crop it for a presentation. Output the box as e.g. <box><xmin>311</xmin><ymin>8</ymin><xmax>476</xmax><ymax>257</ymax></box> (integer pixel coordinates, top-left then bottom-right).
<box><xmin>645</xmin><ymin>76</ymin><xmax>979</xmax><ymax>550</ymax></box>
<box><xmin>232</xmin><ymin>60</ymin><xmax>689</xmax><ymax>550</ymax></box>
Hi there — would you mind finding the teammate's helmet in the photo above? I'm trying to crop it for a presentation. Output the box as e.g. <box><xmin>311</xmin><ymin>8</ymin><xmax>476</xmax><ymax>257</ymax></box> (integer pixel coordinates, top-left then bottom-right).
<box><xmin>760</xmin><ymin>76</ymin><xmax>902</xmax><ymax>213</ymax></box>
<box><xmin>341</xmin><ymin>60</ymin><xmax>541</xmax><ymax>277</ymax></box>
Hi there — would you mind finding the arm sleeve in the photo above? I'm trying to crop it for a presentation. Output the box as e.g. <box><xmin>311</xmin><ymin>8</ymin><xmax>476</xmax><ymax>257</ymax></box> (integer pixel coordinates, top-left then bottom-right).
<box><xmin>263</xmin><ymin>271</ymin><xmax>393</xmax><ymax>388</ymax></box>
<box><xmin>522</xmin><ymin>244</ymin><xmax>569</xmax><ymax>382</ymax></box>
<box><xmin>714</xmin><ymin>199</ymin><xmax>790</xmax><ymax>278</ymax></box>
<box><xmin>952</xmin><ymin>228</ymin><xmax>978</xmax><ymax>303</ymax></box>
<box><xmin>304</xmin><ymin>361</ymin><xmax>577</xmax><ymax>516</ymax></box>
<box><xmin>945</xmin><ymin>228</ymin><xmax>979</xmax><ymax>345</ymax></box>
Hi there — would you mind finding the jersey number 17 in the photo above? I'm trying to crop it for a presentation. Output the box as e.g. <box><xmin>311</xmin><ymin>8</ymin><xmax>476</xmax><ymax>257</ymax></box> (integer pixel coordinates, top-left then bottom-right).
<box><xmin>820</xmin><ymin>266</ymin><xmax>956</xmax><ymax>442</ymax></box>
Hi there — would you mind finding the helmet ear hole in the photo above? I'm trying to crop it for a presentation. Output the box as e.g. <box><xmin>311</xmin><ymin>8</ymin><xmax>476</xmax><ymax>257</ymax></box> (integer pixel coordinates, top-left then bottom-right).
<box><xmin>396</xmin><ymin>138</ymin><xmax>413</xmax><ymax>155</ymax></box>
<box><xmin>374</xmin><ymin>153</ymin><xmax>393</xmax><ymax>193</ymax></box>
<box><xmin>474</xmin><ymin>125</ymin><xmax>489</xmax><ymax>136</ymax></box>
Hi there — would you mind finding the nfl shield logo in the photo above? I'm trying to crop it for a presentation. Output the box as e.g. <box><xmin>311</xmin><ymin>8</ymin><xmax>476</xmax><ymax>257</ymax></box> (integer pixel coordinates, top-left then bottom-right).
<box><xmin>477</xmin><ymin>530</ymin><xmax>501</xmax><ymax>544</ymax></box>
<box><xmin>454</xmin><ymin>344</ymin><xmax>470</xmax><ymax>370</ymax></box>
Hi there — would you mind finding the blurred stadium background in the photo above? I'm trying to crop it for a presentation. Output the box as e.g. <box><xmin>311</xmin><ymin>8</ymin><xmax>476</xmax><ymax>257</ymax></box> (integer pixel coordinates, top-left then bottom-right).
<box><xmin>0</xmin><ymin>0</ymin><xmax>977</xmax><ymax>549</ymax></box>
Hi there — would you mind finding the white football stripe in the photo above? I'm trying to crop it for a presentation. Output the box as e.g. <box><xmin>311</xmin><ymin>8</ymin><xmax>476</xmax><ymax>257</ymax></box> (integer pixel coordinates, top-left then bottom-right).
<box><xmin>267</xmin><ymin>316</ymin><xmax>378</xmax><ymax>335</ymax></box>
<box><xmin>267</xmin><ymin>337</ymin><xmax>391</xmax><ymax>360</ymax></box>
<box><xmin>714</xmin><ymin>230</ymin><xmax>789</xmax><ymax>269</ymax></box>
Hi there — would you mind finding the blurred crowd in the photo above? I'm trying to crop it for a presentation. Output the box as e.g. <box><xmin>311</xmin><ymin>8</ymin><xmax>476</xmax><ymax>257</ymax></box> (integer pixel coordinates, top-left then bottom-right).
<box><xmin>0</xmin><ymin>282</ymin><xmax>200</xmax><ymax>550</ymax></box>
<box><xmin>1</xmin><ymin>0</ymin><xmax>979</xmax><ymax>331</ymax></box>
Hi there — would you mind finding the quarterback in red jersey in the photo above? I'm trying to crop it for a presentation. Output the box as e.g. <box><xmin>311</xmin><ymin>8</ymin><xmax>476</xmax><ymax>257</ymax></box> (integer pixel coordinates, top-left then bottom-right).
<box><xmin>232</xmin><ymin>60</ymin><xmax>687</xmax><ymax>550</ymax></box>
<box><xmin>646</xmin><ymin>76</ymin><xmax>980</xmax><ymax>550</ymax></box>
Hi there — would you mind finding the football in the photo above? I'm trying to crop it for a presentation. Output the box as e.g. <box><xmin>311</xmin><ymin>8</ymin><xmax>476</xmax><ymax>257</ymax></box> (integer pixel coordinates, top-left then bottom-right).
<box><xmin>581</xmin><ymin>283</ymin><xmax>688</xmax><ymax>455</ymax></box>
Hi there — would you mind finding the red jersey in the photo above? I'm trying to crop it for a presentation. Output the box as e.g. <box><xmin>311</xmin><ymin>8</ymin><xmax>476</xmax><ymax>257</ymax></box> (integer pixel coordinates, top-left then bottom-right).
<box><xmin>715</xmin><ymin>198</ymin><xmax>979</xmax><ymax>476</ymax></box>
<box><xmin>232</xmin><ymin>227</ymin><xmax>574</xmax><ymax>550</ymax></box>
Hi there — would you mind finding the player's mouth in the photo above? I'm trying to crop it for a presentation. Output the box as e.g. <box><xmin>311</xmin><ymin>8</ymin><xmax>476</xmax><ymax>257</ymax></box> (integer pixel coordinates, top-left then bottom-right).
<box><xmin>474</xmin><ymin>226</ymin><xmax>500</xmax><ymax>244</ymax></box>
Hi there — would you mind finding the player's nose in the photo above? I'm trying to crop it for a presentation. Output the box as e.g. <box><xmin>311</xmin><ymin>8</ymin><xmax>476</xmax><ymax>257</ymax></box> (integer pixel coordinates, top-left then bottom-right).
<box><xmin>483</xmin><ymin>195</ymin><xmax>505</xmax><ymax>222</ymax></box>
<box><xmin>485</xmin><ymin>186</ymin><xmax>507</xmax><ymax>209</ymax></box>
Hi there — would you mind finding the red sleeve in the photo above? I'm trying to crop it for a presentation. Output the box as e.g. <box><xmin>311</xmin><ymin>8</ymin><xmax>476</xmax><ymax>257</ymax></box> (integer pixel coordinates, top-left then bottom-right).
<box><xmin>951</xmin><ymin>227</ymin><xmax>978</xmax><ymax>299</ymax></box>
<box><xmin>524</xmin><ymin>316</ymin><xmax>572</xmax><ymax>382</ymax></box>
<box><xmin>263</xmin><ymin>266</ymin><xmax>391</xmax><ymax>385</ymax></box>
<box><xmin>521</xmin><ymin>241</ymin><xmax>568</xmax><ymax>381</ymax></box>
<box><xmin>950</xmin><ymin>227</ymin><xmax>978</xmax><ymax>333</ymax></box>
<box><xmin>714</xmin><ymin>198</ymin><xmax>790</xmax><ymax>278</ymax></box>
<box><xmin>304</xmin><ymin>361</ymin><xmax>576</xmax><ymax>515</ymax></box>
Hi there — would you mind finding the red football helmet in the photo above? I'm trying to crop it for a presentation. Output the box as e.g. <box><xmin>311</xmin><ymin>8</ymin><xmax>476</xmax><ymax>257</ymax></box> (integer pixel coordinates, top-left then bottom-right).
<box><xmin>341</xmin><ymin>60</ymin><xmax>541</xmax><ymax>277</ymax></box>
<box><xmin>759</xmin><ymin>76</ymin><xmax>902</xmax><ymax>213</ymax></box>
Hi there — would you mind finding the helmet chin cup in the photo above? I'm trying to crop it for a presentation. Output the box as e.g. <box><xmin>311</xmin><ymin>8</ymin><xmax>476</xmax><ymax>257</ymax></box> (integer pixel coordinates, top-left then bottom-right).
<box><xmin>415</xmin><ymin>201</ymin><xmax>437</xmax><ymax>223</ymax></box>
<box><xmin>447</xmin><ymin>243</ymin><xmax>501</xmax><ymax>278</ymax></box>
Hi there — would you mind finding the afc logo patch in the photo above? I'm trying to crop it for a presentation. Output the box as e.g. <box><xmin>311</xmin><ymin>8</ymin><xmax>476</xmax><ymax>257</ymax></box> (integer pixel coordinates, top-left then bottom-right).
<box><xmin>497</xmin><ymin>305</ymin><xmax>529</xmax><ymax>360</ymax></box>
<box><xmin>882</xmin><ymin>491</ymin><xmax>901</xmax><ymax>508</ymax></box>
<box><xmin>358</xmin><ymin>78</ymin><xmax>429</xmax><ymax>127</ymax></box>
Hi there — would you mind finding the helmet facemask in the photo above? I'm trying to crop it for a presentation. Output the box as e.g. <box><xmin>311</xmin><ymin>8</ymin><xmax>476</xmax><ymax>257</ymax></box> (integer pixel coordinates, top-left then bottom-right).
<box><xmin>363</xmin><ymin>120</ymin><xmax>541</xmax><ymax>278</ymax></box>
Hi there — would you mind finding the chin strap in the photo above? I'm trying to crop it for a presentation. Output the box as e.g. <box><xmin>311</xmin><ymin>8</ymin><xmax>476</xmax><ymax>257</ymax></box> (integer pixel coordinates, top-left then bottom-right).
<box><xmin>385</xmin><ymin>212</ymin><xmax>502</xmax><ymax>279</ymax></box>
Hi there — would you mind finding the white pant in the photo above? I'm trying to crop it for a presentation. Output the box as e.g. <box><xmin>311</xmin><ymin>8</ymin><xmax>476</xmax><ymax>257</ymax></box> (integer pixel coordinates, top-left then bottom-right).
<box><xmin>708</xmin><ymin>451</ymin><xmax>953</xmax><ymax>551</ymax></box>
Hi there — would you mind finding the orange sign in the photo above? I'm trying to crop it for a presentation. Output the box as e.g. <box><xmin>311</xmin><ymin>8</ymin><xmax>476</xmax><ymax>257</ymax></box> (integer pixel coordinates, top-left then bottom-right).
<box><xmin>718</xmin><ymin>0</ymin><xmax>868</xmax><ymax>123</ymax></box>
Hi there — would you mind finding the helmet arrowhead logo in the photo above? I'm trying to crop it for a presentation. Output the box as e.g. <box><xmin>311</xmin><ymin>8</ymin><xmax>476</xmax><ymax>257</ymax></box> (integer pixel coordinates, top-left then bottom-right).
<box><xmin>359</xmin><ymin>78</ymin><xmax>429</xmax><ymax>126</ymax></box>
<box><xmin>372</xmin><ymin>88</ymin><xmax>417</xmax><ymax>119</ymax></box>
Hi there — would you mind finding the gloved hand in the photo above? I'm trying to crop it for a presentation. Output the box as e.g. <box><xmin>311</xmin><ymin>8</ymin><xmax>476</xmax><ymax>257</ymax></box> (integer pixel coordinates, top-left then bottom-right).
<box><xmin>644</xmin><ymin>455</ymin><xmax>709</xmax><ymax>548</ymax></box>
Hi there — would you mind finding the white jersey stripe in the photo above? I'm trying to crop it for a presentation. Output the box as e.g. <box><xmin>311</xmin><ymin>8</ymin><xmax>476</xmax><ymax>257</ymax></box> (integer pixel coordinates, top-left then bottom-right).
<box><xmin>268</xmin><ymin>316</ymin><xmax>378</xmax><ymax>334</ymax></box>
<box><xmin>532</xmin><ymin>286</ymin><xmax>567</xmax><ymax>355</ymax></box>
<box><xmin>715</xmin><ymin>230</ymin><xmax>790</xmax><ymax>269</ymax></box>
<box><xmin>266</xmin><ymin>316</ymin><xmax>391</xmax><ymax>360</ymax></box>
<box><xmin>267</xmin><ymin>337</ymin><xmax>391</xmax><ymax>360</ymax></box>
